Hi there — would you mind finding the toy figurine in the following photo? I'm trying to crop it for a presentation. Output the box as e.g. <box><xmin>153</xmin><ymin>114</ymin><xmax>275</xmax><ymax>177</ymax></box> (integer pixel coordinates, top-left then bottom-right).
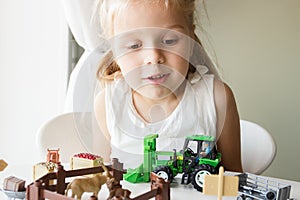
<box><xmin>65</xmin><ymin>163</ymin><xmax>111</xmax><ymax>199</ymax></box>
<box><xmin>47</xmin><ymin>148</ymin><xmax>60</xmax><ymax>164</ymax></box>
<box><xmin>106</xmin><ymin>177</ymin><xmax>132</xmax><ymax>200</ymax></box>
<box><xmin>200</xmin><ymin>141</ymin><xmax>211</xmax><ymax>157</ymax></box>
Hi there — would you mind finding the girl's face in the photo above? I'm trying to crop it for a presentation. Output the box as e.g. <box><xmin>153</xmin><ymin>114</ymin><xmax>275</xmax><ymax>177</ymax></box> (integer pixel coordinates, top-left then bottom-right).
<box><xmin>111</xmin><ymin>2</ymin><xmax>194</xmax><ymax>99</ymax></box>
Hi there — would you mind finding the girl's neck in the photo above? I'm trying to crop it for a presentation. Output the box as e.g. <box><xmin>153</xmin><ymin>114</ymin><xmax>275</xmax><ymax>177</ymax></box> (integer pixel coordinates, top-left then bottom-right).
<box><xmin>132</xmin><ymin>83</ymin><xmax>186</xmax><ymax>123</ymax></box>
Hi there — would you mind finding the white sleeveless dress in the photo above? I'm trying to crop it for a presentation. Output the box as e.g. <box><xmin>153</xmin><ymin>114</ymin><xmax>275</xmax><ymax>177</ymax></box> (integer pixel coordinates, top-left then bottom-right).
<box><xmin>104</xmin><ymin>65</ymin><xmax>217</xmax><ymax>168</ymax></box>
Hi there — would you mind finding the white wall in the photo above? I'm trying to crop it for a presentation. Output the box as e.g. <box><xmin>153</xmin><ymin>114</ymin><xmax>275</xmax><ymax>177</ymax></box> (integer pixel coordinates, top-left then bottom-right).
<box><xmin>203</xmin><ymin>0</ymin><xmax>300</xmax><ymax>181</ymax></box>
<box><xmin>0</xmin><ymin>0</ymin><xmax>68</xmax><ymax>167</ymax></box>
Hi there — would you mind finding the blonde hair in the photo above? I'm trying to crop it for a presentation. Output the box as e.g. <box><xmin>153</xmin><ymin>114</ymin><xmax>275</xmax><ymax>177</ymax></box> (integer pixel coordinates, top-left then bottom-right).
<box><xmin>94</xmin><ymin>0</ymin><xmax>219</xmax><ymax>83</ymax></box>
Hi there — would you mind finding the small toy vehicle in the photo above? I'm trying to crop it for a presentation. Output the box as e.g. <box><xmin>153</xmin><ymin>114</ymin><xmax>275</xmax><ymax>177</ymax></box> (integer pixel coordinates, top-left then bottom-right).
<box><xmin>236</xmin><ymin>173</ymin><xmax>295</xmax><ymax>200</ymax></box>
<box><xmin>124</xmin><ymin>134</ymin><xmax>221</xmax><ymax>192</ymax></box>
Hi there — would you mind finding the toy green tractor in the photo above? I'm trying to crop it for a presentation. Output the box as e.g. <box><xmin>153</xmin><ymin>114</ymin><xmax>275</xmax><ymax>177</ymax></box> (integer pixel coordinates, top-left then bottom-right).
<box><xmin>124</xmin><ymin>134</ymin><xmax>222</xmax><ymax>192</ymax></box>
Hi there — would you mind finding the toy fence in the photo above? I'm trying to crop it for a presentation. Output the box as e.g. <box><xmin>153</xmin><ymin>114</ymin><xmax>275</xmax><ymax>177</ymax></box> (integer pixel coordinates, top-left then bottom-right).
<box><xmin>132</xmin><ymin>172</ymin><xmax>170</xmax><ymax>200</ymax></box>
<box><xmin>26</xmin><ymin>158</ymin><xmax>124</xmax><ymax>200</ymax></box>
<box><xmin>26</xmin><ymin>158</ymin><xmax>170</xmax><ymax>200</ymax></box>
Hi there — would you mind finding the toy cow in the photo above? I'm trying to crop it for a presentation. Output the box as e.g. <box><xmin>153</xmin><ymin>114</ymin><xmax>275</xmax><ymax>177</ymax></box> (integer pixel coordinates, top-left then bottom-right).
<box><xmin>106</xmin><ymin>177</ymin><xmax>132</xmax><ymax>200</ymax></box>
<box><xmin>65</xmin><ymin>164</ymin><xmax>110</xmax><ymax>199</ymax></box>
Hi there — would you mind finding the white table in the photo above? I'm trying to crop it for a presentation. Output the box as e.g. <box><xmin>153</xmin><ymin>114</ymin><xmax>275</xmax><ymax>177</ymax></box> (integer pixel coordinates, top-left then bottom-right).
<box><xmin>1</xmin><ymin>163</ymin><xmax>299</xmax><ymax>200</ymax></box>
<box><xmin>107</xmin><ymin>176</ymin><xmax>300</xmax><ymax>200</ymax></box>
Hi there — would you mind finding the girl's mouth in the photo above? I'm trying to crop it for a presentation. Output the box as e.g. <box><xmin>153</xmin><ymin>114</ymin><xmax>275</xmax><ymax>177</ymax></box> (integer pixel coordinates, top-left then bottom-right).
<box><xmin>143</xmin><ymin>73</ymin><xmax>170</xmax><ymax>84</ymax></box>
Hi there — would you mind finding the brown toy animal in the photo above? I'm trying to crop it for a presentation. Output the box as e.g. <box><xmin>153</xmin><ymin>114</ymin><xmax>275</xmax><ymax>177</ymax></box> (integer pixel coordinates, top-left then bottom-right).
<box><xmin>66</xmin><ymin>164</ymin><xmax>111</xmax><ymax>199</ymax></box>
<box><xmin>106</xmin><ymin>177</ymin><xmax>131</xmax><ymax>200</ymax></box>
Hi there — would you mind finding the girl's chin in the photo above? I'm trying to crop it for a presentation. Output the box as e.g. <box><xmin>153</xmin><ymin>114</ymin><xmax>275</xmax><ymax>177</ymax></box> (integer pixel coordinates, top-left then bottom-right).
<box><xmin>135</xmin><ymin>85</ymin><xmax>174</xmax><ymax>100</ymax></box>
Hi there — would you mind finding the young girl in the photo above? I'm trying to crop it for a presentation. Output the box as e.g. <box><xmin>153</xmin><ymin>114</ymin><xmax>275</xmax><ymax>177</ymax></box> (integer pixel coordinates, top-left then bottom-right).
<box><xmin>93</xmin><ymin>0</ymin><xmax>243</xmax><ymax>172</ymax></box>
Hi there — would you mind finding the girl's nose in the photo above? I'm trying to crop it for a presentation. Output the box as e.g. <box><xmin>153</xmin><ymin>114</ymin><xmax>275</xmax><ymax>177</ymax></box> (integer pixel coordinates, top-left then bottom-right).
<box><xmin>143</xmin><ymin>48</ymin><xmax>165</xmax><ymax>65</ymax></box>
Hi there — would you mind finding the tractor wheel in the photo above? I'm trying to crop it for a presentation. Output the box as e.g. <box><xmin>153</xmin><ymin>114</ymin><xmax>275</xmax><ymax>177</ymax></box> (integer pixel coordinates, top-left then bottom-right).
<box><xmin>237</xmin><ymin>196</ymin><xmax>244</xmax><ymax>200</ymax></box>
<box><xmin>265</xmin><ymin>191</ymin><xmax>276</xmax><ymax>200</ymax></box>
<box><xmin>191</xmin><ymin>164</ymin><xmax>214</xmax><ymax>192</ymax></box>
<box><xmin>153</xmin><ymin>166</ymin><xmax>173</xmax><ymax>182</ymax></box>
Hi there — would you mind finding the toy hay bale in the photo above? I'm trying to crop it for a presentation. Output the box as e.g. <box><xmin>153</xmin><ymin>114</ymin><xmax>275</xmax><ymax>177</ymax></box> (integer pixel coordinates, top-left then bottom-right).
<box><xmin>33</xmin><ymin>162</ymin><xmax>57</xmax><ymax>185</ymax></box>
<box><xmin>71</xmin><ymin>153</ymin><xmax>103</xmax><ymax>170</ymax></box>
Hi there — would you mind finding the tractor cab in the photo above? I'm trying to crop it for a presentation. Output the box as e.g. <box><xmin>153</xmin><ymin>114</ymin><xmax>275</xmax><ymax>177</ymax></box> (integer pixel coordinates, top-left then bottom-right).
<box><xmin>180</xmin><ymin>135</ymin><xmax>220</xmax><ymax>186</ymax></box>
<box><xmin>182</xmin><ymin>135</ymin><xmax>217</xmax><ymax>161</ymax></box>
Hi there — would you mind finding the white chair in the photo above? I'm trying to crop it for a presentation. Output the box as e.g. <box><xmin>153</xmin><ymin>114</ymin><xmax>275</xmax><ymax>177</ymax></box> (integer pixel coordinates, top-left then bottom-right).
<box><xmin>240</xmin><ymin>120</ymin><xmax>276</xmax><ymax>174</ymax></box>
<box><xmin>64</xmin><ymin>47</ymin><xmax>106</xmax><ymax>113</ymax></box>
<box><xmin>36</xmin><ymin>112</ymin><xmax>95</xmax><ymax>163</ymax></box>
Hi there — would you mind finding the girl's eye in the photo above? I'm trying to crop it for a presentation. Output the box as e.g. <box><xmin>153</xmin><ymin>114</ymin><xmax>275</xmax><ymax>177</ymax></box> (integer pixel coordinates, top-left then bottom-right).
<box><xmin>162</xmin><ymin>35</ymin><xmax>180</xmax><ymax>46</ymax></box>
<box><xmin>126</xmin><ymin>40</ymin><xmax>142</xmax><ymax>50</ymax></box>
<box><xmin>162</xmin><ymin>38</ymin><xmax>178</xmax><ymax>45</ymax></box>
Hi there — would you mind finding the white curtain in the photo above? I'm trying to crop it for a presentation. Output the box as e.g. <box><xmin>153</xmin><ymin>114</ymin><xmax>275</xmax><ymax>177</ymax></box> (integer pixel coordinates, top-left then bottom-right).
<box><xmin>62</xmin><ymin>0</ymin><xmax>101</xmax><ymax>51</ymax></box>
<box><xmin>61</xmin><ymin>0</ymin><xmax>107</xmax><ymax>112</ymax></box>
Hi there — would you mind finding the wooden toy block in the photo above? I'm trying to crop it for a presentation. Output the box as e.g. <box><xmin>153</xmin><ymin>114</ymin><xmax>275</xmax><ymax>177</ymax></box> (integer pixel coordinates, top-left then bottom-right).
<box><xmin>3</xmin><ymin>176</ymin><xmax>26</xmax><ymax>192</ymax></box>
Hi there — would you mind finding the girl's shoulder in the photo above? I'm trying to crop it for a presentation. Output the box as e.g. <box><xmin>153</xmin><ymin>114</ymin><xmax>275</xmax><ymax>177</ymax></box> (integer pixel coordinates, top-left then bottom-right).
<box><xmin>189</xmin><ymin>64</ymin><xmax>236</xmax><ymax>105</ymax></box>
<box><xmin>214</xmin><ymin>79</ymin><xmax>236</xmax><ymax>107</ymax></box>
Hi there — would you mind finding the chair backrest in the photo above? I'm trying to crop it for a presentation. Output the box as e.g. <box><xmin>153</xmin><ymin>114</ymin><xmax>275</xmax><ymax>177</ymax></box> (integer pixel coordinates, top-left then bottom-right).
<box><xmin>64</xmin><ymin>48</ymin><xmax>106</xmax><ymax>113</ymax></box>
<box><xmin>240</xmin><ymin>120</ymin><xmax>276</xmax><ymax>174</ymax></box>
<box><xmin>36</xmin><ymin>112</ymin><xmax>94</xmax><ymax>163</ymax></box>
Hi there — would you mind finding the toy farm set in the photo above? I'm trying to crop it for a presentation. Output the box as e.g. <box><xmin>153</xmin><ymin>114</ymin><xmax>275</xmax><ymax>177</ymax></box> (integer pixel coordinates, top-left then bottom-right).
<box><xmin>0</xmin><ymin>134</ymin><xmax>296</xmax><ymax>200</ymax></box>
